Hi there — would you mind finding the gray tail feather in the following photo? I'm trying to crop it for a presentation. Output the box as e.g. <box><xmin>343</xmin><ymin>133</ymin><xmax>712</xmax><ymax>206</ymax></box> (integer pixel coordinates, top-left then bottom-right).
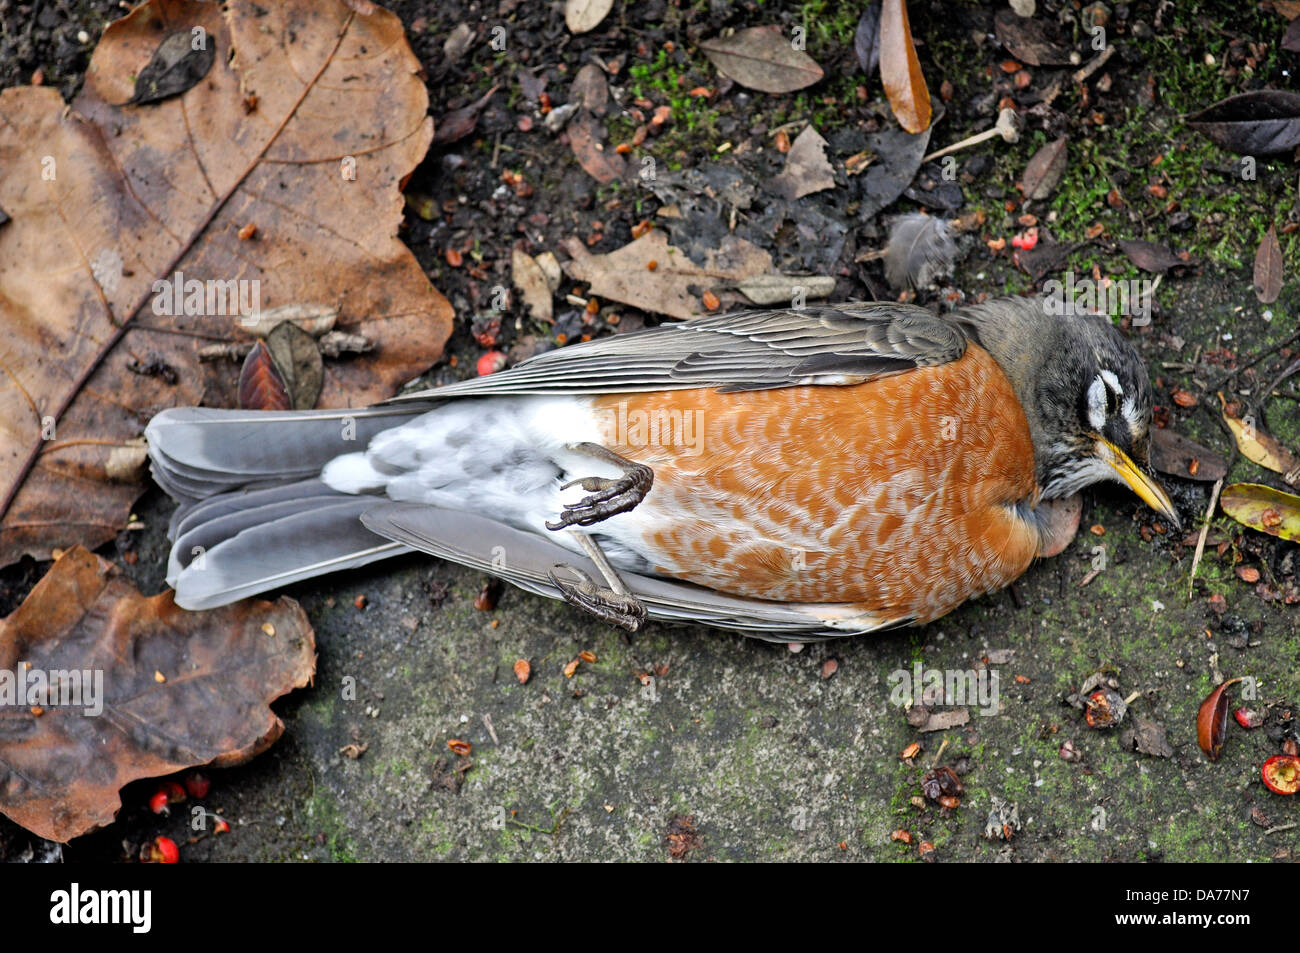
<box><xmin>145</xmin><ymin>405</ymin><xmax>434</xmax><ymax>505</ymax></box>
<box><xmin>169</xmin><ymin>483</ymin><xmax>410</xmax><ymax>610</ymax></box>
<box><xmin>146</xmin><ymin>405</ymin><xmax>437</xmax><ymax>608</ymax></box>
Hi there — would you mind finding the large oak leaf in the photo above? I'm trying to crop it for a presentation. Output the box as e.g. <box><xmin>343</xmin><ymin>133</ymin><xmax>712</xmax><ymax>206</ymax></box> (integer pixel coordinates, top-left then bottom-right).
<box><xmin>0</xmin><ymin>0</ymin><xmax>452</xmax><ymax>565</ymax></box>
<box><xmin>0</xmin><ymin>547</ymin><xmax>315</xmax><ymax>843</ymax></box>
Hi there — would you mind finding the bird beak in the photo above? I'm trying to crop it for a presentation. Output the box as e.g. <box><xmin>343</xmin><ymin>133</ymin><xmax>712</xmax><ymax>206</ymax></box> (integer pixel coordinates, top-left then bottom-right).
<box><xmin>1096</xmin><ymin>438</ymin><xmax>1181</xmax><ymax>529</ymax></box>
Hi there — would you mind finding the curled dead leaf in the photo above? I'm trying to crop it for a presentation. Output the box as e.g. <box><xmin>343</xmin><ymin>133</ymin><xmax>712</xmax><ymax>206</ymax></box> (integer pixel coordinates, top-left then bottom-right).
<box><xmin>1197</xmin><ymin>678</ymin><xmax>1242</xmax><ymax>761</ymax></box>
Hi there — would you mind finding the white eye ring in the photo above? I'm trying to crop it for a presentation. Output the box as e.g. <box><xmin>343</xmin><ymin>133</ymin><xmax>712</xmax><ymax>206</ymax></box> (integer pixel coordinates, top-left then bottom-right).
<box><xmin>1100</xmin><ymin>369</ymin><xmax>1123</xmax><ymax>395</ymax></box>
<box><xmin>1087</xmin><ymin>375</ymin><xmax>1108</xmax><ymax>431</ymax></box>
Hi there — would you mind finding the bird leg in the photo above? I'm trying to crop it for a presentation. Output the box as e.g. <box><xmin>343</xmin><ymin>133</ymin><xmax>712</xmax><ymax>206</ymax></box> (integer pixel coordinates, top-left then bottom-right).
<box><xmin>549</xmin><ymin>531</ymin><xmax>647</xmax><ymax>632</ymax></box>
<box><xmin>546</xmin><ymin>442</ymin><xmax>653</xmax><ymax>530</ymax></box>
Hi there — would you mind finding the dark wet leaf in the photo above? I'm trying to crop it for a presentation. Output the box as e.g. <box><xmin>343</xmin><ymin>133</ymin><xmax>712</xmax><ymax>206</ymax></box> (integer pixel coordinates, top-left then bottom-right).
<box><xmin>879</xmin><ymin>0</ymin><xmax>931</xmax><ymax>133</ymax></box>
<box><xmin>126</xmin><ymin>29</ymin><xmax>215</xmax><ymax>106</ymax></box>
<box><xmin>854</xmin><ymin>3</ymin><xmax>882</xmax><ymax>76</ymax></box>
<box><xmin>567</xmin><ymin>110</ymin><xmax>626</xmax><ymax>184</ymax></box>
<box><xmin>433</xmin><ymin>85</ymin><xmax>499</xmax><ymax>145</ymax></box>
<box><xmin>858</xmin><ymin>105</ymin><xmax>941</xmax><ymax>219</ymax></box>
<box><xmin>701</xmin><ymin>25</ymin><xmax>824</xmax><ymax>94</ymax></box>
<box><xmin>238</xmin><ymin>340</ymin><xmax>291</xmax><ymax>411</ymax></box>
<box><xmin>1015</xmin><ymin>235</ymin><xmax>1076</xmax><ymax>282</ymax></box>
<box><xmin>266</xmin><ymin>320</ymin><xmax>324</xmax><ymax>410</ymax></box>
<box><xmin>570</xmin><ymin>63</ymin><xmax>609</xmax><ymax>116</ymax></box>
<box><xmin>1254</xmin><ymin>224</ymin><xmax>1284</xmax><ymax>304</ymax></box>
<box><xmin>0</xmin><ymin>547</ymin><xmax>315</xmax><ymax>842</ymax></box>
<box><xmin>1188</xmin><ymin>90</ymin><xmax>1300</xmax><ymax>156</ymax></box>
<box><xmin>1197</xmin><ymin>678</ymin><xmax>1241</xmax><ymax>761</ymax></box>
<box><xmin>1118</xmin><ymin>239</ymin><xmax>1185</xmax><ymax>274</ymax></box>
<box><xmin>994</xmin><ymin>9</ymin><xmax>1075</xmax><ymax>66</ymax></box>
<box><xmin>1019</xmin><ymin>136</ymin><xmax>1068</xmax><ymax>201</ymax></box>
<box><xmin>1149</xmin><ymin>428</ymin><xmax>1228</xmax><ymax>483</ymax></box>
<box><xmin>1220</xmin><ymin>483</ymin><xmax>1300</xmax><ymax>543</ymax></box>
<box><xmin>1120</xmin><ymin>716</ymin><xmax>1175</xmax><ymax>758</ymax></box>
<box><xmin>1284</xmin><ymin>17</ymin><xmax>1300</xmax><ymax>53</ymax></box>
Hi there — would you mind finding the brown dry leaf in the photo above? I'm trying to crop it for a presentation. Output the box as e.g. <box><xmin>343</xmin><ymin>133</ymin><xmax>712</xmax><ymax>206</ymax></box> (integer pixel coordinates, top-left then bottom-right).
<box><xmin>1254</xmin><ymin>224</ymin><xmax>1284</xmax><ymax>304</ymax></box>
<box><xmin>771</xmin><ymin>126</ymin><xmax>837</xmax><ymax>200</ymax></box>
<box><xmin>878</xmin><ymin>0</ymin><xmax>931</xmax><ymax>133</ymax></box>
<box><xmin>0</xmin><ymin>547</ymin><xmax>315</xmax><ymax>842</ymax></box>
<box><xmin>565</xmin><ymin>0</ymin><xmax>614</xmax><ymax>34</ymax></box>
<box><xmin>1220</xmin><ymin>483</ymin><xmax>1300</xmax><ymax>543</ymax></box>
<box><xmin>568</xmin><ymin>110</ymin><xmax>626</xmax><ymax>184</ymax></box>
<box><xmin>700</xmin><ymin>26</ymin><xmax>824</xmax><ymax>94</ymax></box>
<box><xmin>0</xmin><ymin>0</ymin><xmax>452</xmax><ymax>566</ymax></box>
<box><xmin>1019</xmin><ymin>136</ymin><xmax>1068</xmax><ymax>201</ymax></box>
<box><xmin>1218</xmin><ymin>393</ymin><xmax>1300</xmax><ymax>483</ymax></box>
<box><xmin>512</xmin><ymin>248</ymin><xmax>554</xmax><ymax>323</ymax></box>
<box><xmin>563</xmin><ymin>230</ymin><xmax>772</xmax><ymax>320</ymax></box>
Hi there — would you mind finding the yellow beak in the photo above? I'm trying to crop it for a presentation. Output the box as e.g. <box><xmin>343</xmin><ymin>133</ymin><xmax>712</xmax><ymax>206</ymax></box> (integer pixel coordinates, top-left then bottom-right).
<box><xmin>1096</xmin><ymin>438</ymin><xmax>1181</xmax><ymax>530</ymax></box>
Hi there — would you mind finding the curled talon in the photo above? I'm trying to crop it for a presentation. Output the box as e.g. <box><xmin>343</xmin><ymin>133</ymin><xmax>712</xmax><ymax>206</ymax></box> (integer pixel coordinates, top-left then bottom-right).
<box><xmin>548</xmin><ymin>564</ymin><xmax>647</xmax><ymax>632</ymax></box>
<box><xmin>546</xmin><ymin>444</ymin><xmax>653</xmax><ymax>531</ymax></box>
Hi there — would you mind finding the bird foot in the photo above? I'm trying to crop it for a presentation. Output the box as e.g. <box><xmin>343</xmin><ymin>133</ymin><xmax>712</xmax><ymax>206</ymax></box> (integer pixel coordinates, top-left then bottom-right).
<box><xmin>549</xmin><ymin>564</ymin><xmax>647</xmax><ymax>632</ymax></box>
<box><xmin>546</xmin><ymin>442</ymin><xmax>653</xmax><ymax>530</ymax></box>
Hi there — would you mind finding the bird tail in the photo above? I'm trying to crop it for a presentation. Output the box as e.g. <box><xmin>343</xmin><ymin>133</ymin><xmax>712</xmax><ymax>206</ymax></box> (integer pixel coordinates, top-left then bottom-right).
<box><xmin>145</xmin><ymin>405</ymin><xmax>432</xmax><ymax>609</ymax></box>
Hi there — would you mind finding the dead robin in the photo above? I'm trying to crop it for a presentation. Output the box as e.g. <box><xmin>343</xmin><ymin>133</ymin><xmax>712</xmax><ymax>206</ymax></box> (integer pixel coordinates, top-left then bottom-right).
<box><xmin>147</xmin><ymin>295</ymin><xmax>1179</xmax><ymax>639</ymax></box>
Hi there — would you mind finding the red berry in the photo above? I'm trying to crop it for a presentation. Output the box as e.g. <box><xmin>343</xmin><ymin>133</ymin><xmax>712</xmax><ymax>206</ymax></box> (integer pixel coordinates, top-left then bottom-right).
<box><xmin>213</xmin><ymin>817</ymin><xmax>231</xmax><ymax>835</ymax></box>
<box><xmin>142</xmin><ymin>836</ymin><xmax>180</xmax><ymax>863</ymax></box>
<box><xmin>184</xmin><ymin>772</ymin><xmax>211</xmax><ymax>799</ymax></box>
<box><xmin>476</xmin><ymin>351</ymin><xmax>506</xmax><ymax>376</ymax></box>
<box><xmin>148</xmin><ymin>789</ymin><xmax>170</xmax><ymax>814</ymax></box>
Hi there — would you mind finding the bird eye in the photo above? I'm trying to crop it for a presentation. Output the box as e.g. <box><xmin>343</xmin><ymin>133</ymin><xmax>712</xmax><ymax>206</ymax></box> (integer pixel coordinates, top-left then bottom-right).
<box><xmin>1105</xmin><ymin>387</ymin><xmax>1119</xmax><ymax>416</ymax></box>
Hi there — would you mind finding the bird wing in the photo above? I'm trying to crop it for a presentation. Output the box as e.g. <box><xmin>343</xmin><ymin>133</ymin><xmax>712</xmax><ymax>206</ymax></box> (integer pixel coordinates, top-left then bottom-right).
<box><xmin>389</xmin><ymin>303</ymin><xmax>966</xmax><ymax>400</ymax></box>
<box><xmin>360</xmin><ymin>504</ymin><xmax>903</xmax><ymax>640</ymax></box>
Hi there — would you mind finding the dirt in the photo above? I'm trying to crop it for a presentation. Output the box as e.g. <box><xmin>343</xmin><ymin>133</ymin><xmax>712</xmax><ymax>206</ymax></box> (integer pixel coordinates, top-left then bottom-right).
<box><xmin>2</xmin><ymin>0</ymin><xmax>1299</xmax><ymax>862</ymax></box>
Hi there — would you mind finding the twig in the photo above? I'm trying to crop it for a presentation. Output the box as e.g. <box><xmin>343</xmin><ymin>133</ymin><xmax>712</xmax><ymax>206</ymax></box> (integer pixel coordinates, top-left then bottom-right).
<box><xmin>930</xmin><ymin>736</ymin><xmax>950</xmax><ymax>769</ymax></box>
<box><xmin>1073</xmin><ymin>45</ymin><xmax>1116</xmax><ymax>86</ymax></box>
<box><xmin>1264</xmin><ymin>822</ymin><xmax>1297</xmax><ymax>835</ymax></box>
<box><xmin>1208</xmin><ymin>327</ymin><xmax>1300</xmax><ymax>392</ymax></box>
<box><xmin>1188</xmin><ymin>477</ymin><xmax>1224</xmax><ymax>599</ymax></box>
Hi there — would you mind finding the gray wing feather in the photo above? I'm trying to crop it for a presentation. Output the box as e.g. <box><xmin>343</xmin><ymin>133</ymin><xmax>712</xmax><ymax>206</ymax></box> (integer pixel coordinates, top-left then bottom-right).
<box><xmin>387</xmin><ymin>304</ymin><xmax>966</xmax><ymax>401</ymax></box>
<box><xmin>360</xmin><ymin>503</ymin><xmax>897</xmax><ymax>640</ymax></box>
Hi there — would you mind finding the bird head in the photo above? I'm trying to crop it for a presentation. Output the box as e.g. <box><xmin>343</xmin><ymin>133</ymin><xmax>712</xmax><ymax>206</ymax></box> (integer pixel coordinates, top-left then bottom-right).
<box><xmin>955</xmin><ymin>295</ymin><xmax>1180</xmax><ymax>529</ymax></box>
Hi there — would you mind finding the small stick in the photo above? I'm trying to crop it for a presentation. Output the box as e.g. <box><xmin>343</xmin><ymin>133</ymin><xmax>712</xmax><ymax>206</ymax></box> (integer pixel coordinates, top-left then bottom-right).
<box><xmin>930</xmin><ymin>736</ymin><xmax>950</xmax><ymax>768</ymax></box>
<box><xmin>1188</xmin><ymin>477</ymin><xmax>1224</xmax><ymax>599</ymax></box>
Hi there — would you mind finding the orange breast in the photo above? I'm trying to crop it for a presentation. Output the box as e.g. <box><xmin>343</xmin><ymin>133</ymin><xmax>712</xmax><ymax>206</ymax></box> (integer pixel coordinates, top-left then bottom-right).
<box><xmin>589</xmin><ymin>343</ymin><xmax>1042</xmax><ymax>624</ymax></box>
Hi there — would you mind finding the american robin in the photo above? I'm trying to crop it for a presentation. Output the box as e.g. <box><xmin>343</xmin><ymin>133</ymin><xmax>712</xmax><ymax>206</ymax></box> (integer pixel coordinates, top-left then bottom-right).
<box><xmin>146</xmin><ymin>295</ymin><xmax>1178</xmax><ymax>639</ymax></box>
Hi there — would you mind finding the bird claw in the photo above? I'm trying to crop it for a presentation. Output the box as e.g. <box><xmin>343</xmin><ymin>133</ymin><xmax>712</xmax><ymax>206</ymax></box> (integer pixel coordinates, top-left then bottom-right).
<box><xmin>546</xmin><ymin>442</ymin><xmax>653</xmax><ymax>530</ymax></box>
<box><xmin>549</xmin><ymin>564</ymin><xmax>646</xmax><ymax>633</ymax></box>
